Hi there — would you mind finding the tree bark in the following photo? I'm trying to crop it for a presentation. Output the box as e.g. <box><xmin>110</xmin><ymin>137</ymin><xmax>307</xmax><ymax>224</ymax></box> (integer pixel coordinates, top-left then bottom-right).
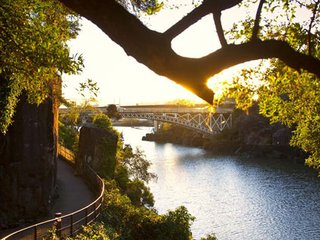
<box><xmin>59</xmin><ymin>0</ymin><xmax>320</xmax><ymax>103</ymax></box>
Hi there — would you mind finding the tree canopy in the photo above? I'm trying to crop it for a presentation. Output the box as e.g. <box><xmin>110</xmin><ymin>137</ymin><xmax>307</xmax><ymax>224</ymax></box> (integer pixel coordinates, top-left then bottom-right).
<box><xmin>0</xmin><ymin>0</ymin><xmax>83</xmax><ymax>133</ymax></box>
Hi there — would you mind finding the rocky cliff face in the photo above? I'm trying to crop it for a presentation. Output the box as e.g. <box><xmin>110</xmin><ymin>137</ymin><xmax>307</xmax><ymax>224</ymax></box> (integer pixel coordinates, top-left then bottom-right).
<box><xmin>0</xmin><ymin>95</ymin><xmax>58</xmax><ymax>228</ymax></box>
<box><xmin>77</xmin><ymin>125</ymin><xmax>118</xmax><ymax>179</ymax></box>
<box><xmin>231</xmin><ymin>113</ymin><xmax>305</xmax><ymax>159</ymax></box>
<box><xmin>235</xmin><ymin>113</ymin><xmax>291</xmax><ymax>146</ymax></box>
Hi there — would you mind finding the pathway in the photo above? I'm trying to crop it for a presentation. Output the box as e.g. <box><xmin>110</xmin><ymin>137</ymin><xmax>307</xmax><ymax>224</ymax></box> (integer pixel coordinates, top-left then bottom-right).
<box><xmin>0</xmin><ymin>158</ymin><xmax>95</xmax><ymax>238</ymax></box>
<box><xmin>50</xmin><ymin>158</ymin><xmax>95</xmax><ymax>216</ymax></box>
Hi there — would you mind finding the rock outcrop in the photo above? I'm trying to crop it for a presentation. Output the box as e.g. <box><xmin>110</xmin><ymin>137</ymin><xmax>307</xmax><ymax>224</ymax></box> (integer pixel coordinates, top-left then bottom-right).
<box><xmin>0</xmin><ymin>95</ymin><xmax>58</xmax><ymax>228</ymax></box>
<box><xmin>143</xmin><ymin>109</ymin><xmax>305</xmax><ymax>160</ymax></box>
<box><xmin>77</xmin><ymin>125</ymin><xmax>118</xmax><ymax>179</ymax></box>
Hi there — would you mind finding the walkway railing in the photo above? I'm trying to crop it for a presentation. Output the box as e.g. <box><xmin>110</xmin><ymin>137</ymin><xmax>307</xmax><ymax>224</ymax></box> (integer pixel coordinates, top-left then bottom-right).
<box><xmin>58</xmin><ymin>144</ymin><xmax>75</xmax><ymax>164</ymax></box>
<box><xmin>2</xmin><ymin>145</ymin><xmax>105</xmax><ymax>240</ymax></box>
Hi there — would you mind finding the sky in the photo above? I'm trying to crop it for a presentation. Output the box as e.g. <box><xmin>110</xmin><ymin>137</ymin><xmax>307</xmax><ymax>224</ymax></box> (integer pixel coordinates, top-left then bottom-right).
<box><xmin>62</xmin><ymin>0</ymin><xmax>309</xmax><ymax>106</ymax></box>
<box><xmin>62</xmin><ymin>17</ymin><xmax>208</xmax><ymax>106</ymax></box>
<box><xmin>62</xmin><ymin>1</ymin><xmax>247</xmax><ymax>106</ymax></box>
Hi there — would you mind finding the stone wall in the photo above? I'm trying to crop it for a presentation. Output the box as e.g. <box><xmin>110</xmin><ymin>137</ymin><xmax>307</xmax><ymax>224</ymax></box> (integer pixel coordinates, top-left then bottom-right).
<box><xmin>77</xmin><ymin>125</ymin><xmax>118</xmax><ymax>179</ymax></box>
<box><xmin>0</xmin><ymin>95</ymin><xmax>58</xmax><ymax>228</ymax></box>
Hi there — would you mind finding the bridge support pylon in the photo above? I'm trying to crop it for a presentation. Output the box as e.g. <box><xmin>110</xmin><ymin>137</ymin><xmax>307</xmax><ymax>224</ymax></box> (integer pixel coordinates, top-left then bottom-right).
<box><xmin>154</xmin><ymin>120</ymin><xmax>158</xmax><ymax>132</ymax></box>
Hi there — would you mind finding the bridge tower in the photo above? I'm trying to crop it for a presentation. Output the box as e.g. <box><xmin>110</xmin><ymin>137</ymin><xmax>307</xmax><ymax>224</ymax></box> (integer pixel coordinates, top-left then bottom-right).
<box><xmin>154</xmin><ymin>120</ymin><xmax>158</xmax><ymax>131</ymax></box>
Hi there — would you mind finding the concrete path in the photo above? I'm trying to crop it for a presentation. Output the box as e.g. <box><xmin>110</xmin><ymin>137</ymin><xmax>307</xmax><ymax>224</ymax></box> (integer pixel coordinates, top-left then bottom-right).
<box><xmin>0</xmin><ymin>158</ymin><xmax>95</xmax><ymax>238</ymax></box>
<box><xmin>50</xmin><ymin>158</ymin><xmax>95</xmax><ymax>216</ymax></box>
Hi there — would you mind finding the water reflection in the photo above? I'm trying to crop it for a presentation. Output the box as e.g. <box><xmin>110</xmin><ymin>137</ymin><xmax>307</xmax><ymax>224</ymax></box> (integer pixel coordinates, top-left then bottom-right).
<box><xmin>116</xmin><ymin>127</ymin><xmax>320</xmax><ymax>240</ymax></box>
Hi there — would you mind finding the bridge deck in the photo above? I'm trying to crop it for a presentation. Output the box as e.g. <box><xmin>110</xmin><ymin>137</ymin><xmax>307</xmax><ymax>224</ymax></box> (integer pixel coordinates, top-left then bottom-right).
<box><xmin>59</xmin><ymin>104</ymin><xmax>234</xmax><ymax>135</ymax></box>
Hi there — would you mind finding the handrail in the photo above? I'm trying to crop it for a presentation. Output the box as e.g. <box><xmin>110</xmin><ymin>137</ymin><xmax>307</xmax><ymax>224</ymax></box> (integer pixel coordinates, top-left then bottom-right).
<box><xmin>58</xmin><ymin>144</ymin><xmax>76</xmax><ymax>164</ymax></box>
<box><xmin>2</xmin><ymin>145</ymin><xmax>105</xmax><ymax>240</ymax></box>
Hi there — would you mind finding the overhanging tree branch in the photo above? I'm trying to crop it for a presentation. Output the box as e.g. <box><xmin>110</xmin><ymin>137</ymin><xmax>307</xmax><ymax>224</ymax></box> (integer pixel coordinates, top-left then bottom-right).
<box><xmin>251</xmin><ymin>0</ymin><xmax>265</xmax><ymax>41</ymax></box>
<box><xmin>200</xmin><ymin>40</ymin><xmax>320</xmax><ymax>77</ymax></box>
<box><xmin>58</xmin><ymin>0</ymin><xmax>320</xmax><ymax>104</ymax></box>
<box><xmin>307</xmin><ymin>0</ymin><xmax>320</xmax><ymax>56</ymax></box>
<box><xmin>164</xmin><ymin>0</ymin><xmax>243</xmax><ymax>40</ymax></box>
<box><xmin>213</xmin><ymin>11</ymin><xmax>228</xmax><ymax>47</ymax></box>
<box><xmin>163</xmin><ymin>1</ymin><xmax>212</xmax><ymax>40</ymax></box>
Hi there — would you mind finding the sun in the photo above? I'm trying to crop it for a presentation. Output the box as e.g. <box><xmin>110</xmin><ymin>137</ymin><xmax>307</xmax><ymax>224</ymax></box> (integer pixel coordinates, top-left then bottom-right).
<box><xmin>207</xmin><ymin>61</ymin><xmax>262</xmax><ymax>101</ymax></box>
<box><xmin>206</xmin><ymin>69</ymin><xmax>235</xmax><ymax>100</ymax></box>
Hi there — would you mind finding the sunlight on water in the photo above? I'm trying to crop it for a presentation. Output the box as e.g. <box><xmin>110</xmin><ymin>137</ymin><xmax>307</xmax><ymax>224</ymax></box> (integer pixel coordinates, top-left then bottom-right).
<box><xmin>116</xmin><ymin>127</ymin><xmax>320</xmax><ymax>240</ymax></box>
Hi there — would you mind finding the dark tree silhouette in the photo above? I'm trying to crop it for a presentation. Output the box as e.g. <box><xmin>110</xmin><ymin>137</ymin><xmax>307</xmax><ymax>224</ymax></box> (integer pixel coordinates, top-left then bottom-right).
<box><xmin>59</xmin><ymin>0</ymin><xmax>320</xmax><ymax>103</ymax></box>
<box><xmin>107</xmin><ymin>104</ymin><xmax>122</xmax><ymax>120</ymax></box>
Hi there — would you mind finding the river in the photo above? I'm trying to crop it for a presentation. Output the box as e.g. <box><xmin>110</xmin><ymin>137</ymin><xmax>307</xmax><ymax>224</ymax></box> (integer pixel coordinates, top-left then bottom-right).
<box><xmin>116</xmin><ymin>126</ymin><xmax>320</xmax><ymax>240</ymax></box>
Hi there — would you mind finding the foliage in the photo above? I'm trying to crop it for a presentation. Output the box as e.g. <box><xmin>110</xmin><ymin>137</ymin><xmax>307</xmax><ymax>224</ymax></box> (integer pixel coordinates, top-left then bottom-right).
<box><xmin>68</xmin><ymin>180</ymin><xmax>195</xmax><ymax>240</ymax></box>
<box><xmin>121</xmin><ymin>144</ymin><xmax>157</xmax><ymax>183</ymax></box>
<box><xmin>58</xmin><ymin>120</ymin><xmax>79</xmax><ymax>151</ymax></box>
<box><xmin>258</xmin><ymin>65</ymin><xmax>320</xmax><ymax>170</ymax></box>
<box><xmin>118</xmin><ymin>0</ymin><xmax>164</xmax><ymax>15</ymax></box>
<box><xmin>114</xmin><ymin>143</ymin><xmax>156</xmax><ymax>207</ymax></box>
<box><xmin>226</xmin><ymin>0</ymin><xmax>319</xmax><ymax>45</ymax></box>
<box><xmin>42</xmin><ymin>226</ymin><xmax>58</xmax><ymax>240</ymax></box>
<box><xmin>93</xmin><ymin>113</ymin><xmax>113</xmax><ymax>131</ymax></box>
<box><xmin>59</xmin><ymin>102</ymin><xmax>156</xmax><ymax>206</ymax></box>
<box><xmin>125</xmin><ymin>179</ymin><xmax>155</xmax><ymax>207</ymax></box>
<box><xmin>66</xmin><ymin>222</ymin><xmax>114</xmax><ymax>240</ymax></box>
<box><xmin>76</xmin><ymin>78</ymin><xmax>100</xmax><ymax>101</ymax></box>
<box><xmin>159</xmin><ymin>122</ymin><xmax>174</xmax><ymax>132</ymax></box>
<box><xmin>213</xmin><ymin>0</ymin><xmax>320</xmax><ymax>171</ymax></box>
<box><xmin>92</xmin><ymin>135</ymin><xmax>117</xmax><ymax>179</ymax></box>
<box><xmin>106</xmin><ymin>104</ymin><xmax>122</xmax><ymax>120</ymax></box>
<box><xmin>99</xmin><ymin>180</ymin><xmax>195</xmax><ymax>240</ymax></box>
<box><xmin>59</xmin><ymin>122</ymin><xmax>207</xmax><ymax>240</ymax></box>
<box><xmin>219</xmin><ymin>61</ymin><xmax>320</xmax><ymax>171</ymax></box>
<box><xmin>200</xmin><ymin>234</ymin><xmax>218</xmax><ymax>240</ymax></box>
<box><xmin>160</xmin><ymin>205</ymin><xmax>195</xmax><ymax>239</ymax></box>
<box><xmin>59</xmin><ymin>101</ymin><xmax>101</xmax><ymax>150</ymax></box>
<box><xmin>61</xmin><ymin>104</ymin><xmax>157</xmax><ymax>207</ymax></box>
<box><xmin>0</xmin><ymin>0</ymin><xmax>83</xmax><ymax>133</ymax></box>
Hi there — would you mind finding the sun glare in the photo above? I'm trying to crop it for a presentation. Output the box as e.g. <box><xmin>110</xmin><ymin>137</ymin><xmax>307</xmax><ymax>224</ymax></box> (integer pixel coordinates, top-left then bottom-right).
<box><xmin>206</xmin><ymin>69</ymin><xmax>235</xmax><ymax>100</ymax></box>
<box><xmin>207</xmin><ymin>61</ymin><xmax>263</xmax><ymax>101</ymax></box>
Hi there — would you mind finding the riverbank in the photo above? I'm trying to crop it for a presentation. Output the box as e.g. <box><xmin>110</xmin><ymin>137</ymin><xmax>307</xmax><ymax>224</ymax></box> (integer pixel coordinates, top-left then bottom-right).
<box><xmin>142</xmin><ymin>110</ymin><xmax>307</xmax><ymax>163</ymax></box>
<box><xmin>120</xmin><ymin>126</ymin><xmax>320</xmax><ymax>240</ymax></box>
